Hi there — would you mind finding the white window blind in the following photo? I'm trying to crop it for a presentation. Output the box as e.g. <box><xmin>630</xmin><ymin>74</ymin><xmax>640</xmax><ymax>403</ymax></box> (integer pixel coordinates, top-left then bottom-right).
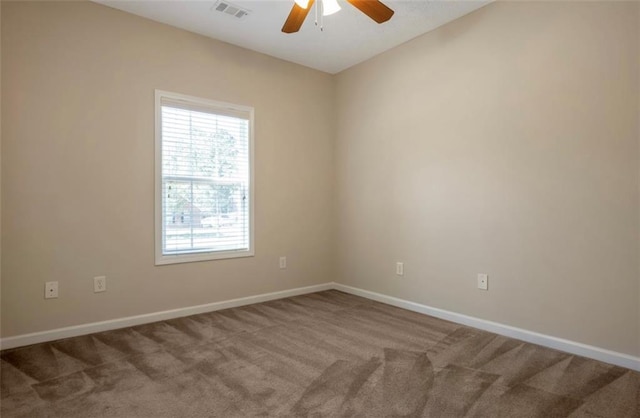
<box><xmin>155</xmin><ymin>91</ymin><xmax>254</xmax><ymax>265</ymax></box>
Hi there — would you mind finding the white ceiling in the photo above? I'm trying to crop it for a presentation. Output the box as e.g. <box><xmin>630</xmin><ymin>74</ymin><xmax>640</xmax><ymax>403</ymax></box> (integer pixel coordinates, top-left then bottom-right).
<box><xmin>95</xmin><ymin>0</ymin><xmax>490</xmax><ymax>74</ymax></box>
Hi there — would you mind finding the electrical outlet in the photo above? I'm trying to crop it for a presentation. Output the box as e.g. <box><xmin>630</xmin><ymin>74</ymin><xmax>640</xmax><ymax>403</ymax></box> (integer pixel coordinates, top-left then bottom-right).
<box><xmin>45</xmin><ymin>281</ymin><xmax>59</xmax><ymax>299</ymax></box>
<box><xmin>396</xmin><ymin>262</ymin><xmax>404</xmax><ymax>276</ymax></box>
<box><xmin>94</xmin><ymin>276</ymin><xmax>106</xmax><ymax>293</ymax></box>
<box><xmin>279</xmin><ymin>256</ymin><xmax>287</xmax><ymax>269</ymax></box>
<box><xmin>477</xmin><ymin>274</ymin><xmax>488</xmax><ymax>290</ymax></box>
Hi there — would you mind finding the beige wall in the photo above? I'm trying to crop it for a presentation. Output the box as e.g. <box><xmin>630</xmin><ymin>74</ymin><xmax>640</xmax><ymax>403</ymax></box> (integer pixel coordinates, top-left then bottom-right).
<box><xmin>1</xmin><ymin>1</ymin><xmax>335</xmax><ymax>336</ymax></box>
<box><xmin>335</xmin><ymin>1</ymin><xmax>640</xmax><ymax>356</ymax></box>
<box><xmin>0</xmin><ymin>0</ymin><xmax>3</xmax><ymax>339</ymax></box>
<box><xmin>2</xmin><ymin>0</ymin><xmax>640</xmax><ymax>358</ymax></box>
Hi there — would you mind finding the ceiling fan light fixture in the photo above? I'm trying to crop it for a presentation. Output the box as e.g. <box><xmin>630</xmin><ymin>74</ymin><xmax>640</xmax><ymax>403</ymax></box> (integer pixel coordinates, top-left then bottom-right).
<box><xmin>282</xmin><ymin>0</ymin><xmax>393</xmax><ymax>34</ymax></box>
<box><xmin>322</xmin><ymin>0</ymin><xmax>341</xmax><ymax>16</ymax></box>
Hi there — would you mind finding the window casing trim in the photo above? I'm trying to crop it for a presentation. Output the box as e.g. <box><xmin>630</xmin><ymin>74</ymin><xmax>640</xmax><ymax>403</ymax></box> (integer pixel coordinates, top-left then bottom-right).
<box><xmin>154</xmin><ymin>90</ymin><xmax>255</xmax><ymax>265</ymax></box>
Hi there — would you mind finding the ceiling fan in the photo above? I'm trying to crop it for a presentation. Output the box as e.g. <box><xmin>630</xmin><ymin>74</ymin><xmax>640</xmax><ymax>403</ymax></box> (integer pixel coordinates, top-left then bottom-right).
<box><xmin>282</xmin><ymin>0</ymin><xmax>394</xmax><ymax>33</ymax></box>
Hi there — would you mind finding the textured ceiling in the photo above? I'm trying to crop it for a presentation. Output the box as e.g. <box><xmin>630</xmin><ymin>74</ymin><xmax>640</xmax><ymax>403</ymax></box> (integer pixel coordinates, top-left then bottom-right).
<box><xmin>95</xmin><ymin>0</ymin><xmax>490</xmax><ymax>74</ymax></box>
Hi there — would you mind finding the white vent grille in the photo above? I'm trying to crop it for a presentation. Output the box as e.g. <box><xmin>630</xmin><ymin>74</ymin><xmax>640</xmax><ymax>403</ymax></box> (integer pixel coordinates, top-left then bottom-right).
<box><xmin>212</xmin><ymin>0</ymin><xmax>250</xmax><ymax>19</ymax></box>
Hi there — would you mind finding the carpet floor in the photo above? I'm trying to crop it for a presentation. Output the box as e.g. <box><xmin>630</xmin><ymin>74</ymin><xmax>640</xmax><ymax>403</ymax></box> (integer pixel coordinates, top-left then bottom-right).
<box><xmin>1</xmin><ymin>290</ymin><xmax>638</xmax><ymax>417</ymax></box>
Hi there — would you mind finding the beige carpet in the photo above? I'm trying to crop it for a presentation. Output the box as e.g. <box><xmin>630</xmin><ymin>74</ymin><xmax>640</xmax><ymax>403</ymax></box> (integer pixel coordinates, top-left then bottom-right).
<box><xmin>1</xmin><ymin>290</ymin><xmax>638</xmax><ymax>417</ymax></box>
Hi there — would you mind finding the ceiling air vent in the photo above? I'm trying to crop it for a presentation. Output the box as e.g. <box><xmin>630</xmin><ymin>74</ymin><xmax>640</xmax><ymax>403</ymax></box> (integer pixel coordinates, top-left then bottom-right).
<box><xmin>212</xmin><ymin>0</ymin><xmax>250</xmax><ymax>19</ymax></box>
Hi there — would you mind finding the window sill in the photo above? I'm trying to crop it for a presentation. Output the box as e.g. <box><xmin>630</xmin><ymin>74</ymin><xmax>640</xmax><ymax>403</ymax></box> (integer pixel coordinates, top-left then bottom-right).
<box><xmin>155</xmin><ymin>249</ymin><xmax>254</xmax><ymax>266</ymax></box>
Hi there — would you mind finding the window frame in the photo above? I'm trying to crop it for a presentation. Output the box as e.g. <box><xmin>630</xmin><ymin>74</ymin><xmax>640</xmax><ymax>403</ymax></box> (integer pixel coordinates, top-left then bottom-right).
<box><xmin>154</xmin><ymin>90</ymin><xmax>255</xmax><ymax>265</ymax></box>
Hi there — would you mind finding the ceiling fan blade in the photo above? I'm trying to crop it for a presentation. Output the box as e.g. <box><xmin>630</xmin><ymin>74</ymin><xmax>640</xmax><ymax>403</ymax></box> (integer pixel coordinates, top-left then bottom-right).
<box><xmin>282</xmin><ymin>0</ymin><xmax>316</xmax><ymax>33</ymax></box>
<box><xmin>346</xmin><ymin>0</ymin><xmax>394</xmax><ymax>24</ymax></box>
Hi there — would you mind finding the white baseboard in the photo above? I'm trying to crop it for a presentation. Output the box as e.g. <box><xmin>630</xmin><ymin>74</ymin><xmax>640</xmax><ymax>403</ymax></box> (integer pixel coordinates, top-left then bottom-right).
<box><xmin>334</xmin><ymin>283</ymin><xmax>640</xmax><ymax>372</ymax></box>
<box><xmin>0</xmin><ymin>282</ymin><xmax>333</xmax><ymax>351</ymax></box>
<box><xmin>2</xmin><ymin>281</ymin><xmax>639</xmax><ymax>372</ymax></box>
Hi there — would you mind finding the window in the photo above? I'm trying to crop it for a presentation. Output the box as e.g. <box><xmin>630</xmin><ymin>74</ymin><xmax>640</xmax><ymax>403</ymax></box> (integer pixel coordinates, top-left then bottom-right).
<box><xmin>155</xmin><ymin>90</ymin><xmax>254</xmax><ymax>265</ymax></box>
